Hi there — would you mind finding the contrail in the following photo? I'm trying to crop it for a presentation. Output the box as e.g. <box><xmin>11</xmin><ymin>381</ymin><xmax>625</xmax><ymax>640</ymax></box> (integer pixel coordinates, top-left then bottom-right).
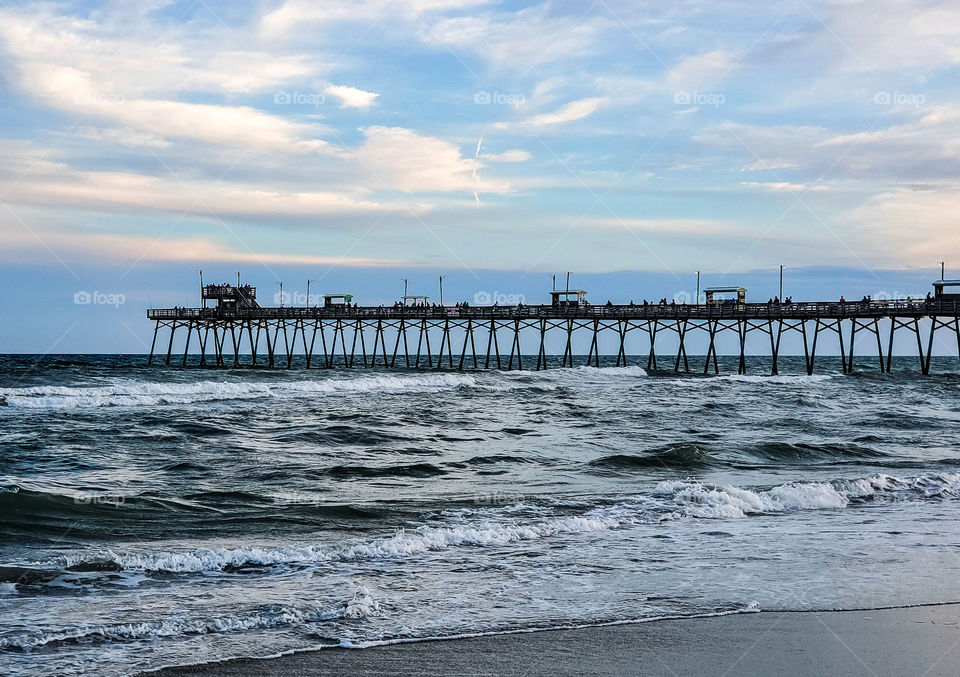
<box><xmin>472</xmin><ymin>129</ymin><xmax>485</xmax><ymax>206</ymax></box>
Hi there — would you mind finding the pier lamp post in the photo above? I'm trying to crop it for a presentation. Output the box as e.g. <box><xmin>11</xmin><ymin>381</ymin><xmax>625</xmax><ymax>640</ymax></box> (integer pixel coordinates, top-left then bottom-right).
<box><xmin>306</xmin><ymin>279</ymin><xmax>315</xmax><ymax>307</ymax></box>
<box><xmin>277</xmin><ymin>281</ymin><xmax>284</xmax><ymax>308</ymax></box>
<box><xmin>779</xmin><ymin>265</ymin><xmax>785</xmax><ymax>301</ymax></box>
<box><xmin>548</xmin><ymin>274</ymin><xmax>556</xmax><ymax>291</ymax></box>
<box><xmin>439</xmin><ymin>275</ymin><xmax>447</xmax><ymax>306</ymax></box>
<box><xmin>696</xmin><ymin>271</ymin><xmax>700</xmax><ymax>306</ymax></box>
<box><xmin>402</xmin><ymin>278</ymin><xmax>408</xmax><ymax>300</ymax></box>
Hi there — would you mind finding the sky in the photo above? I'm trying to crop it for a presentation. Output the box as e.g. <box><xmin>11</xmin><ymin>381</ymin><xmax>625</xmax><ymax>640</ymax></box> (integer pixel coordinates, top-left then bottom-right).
<box><xmin>0</xmin><ymin>0</ymin><xmax>958</xmax><ymax>352</ymax></box>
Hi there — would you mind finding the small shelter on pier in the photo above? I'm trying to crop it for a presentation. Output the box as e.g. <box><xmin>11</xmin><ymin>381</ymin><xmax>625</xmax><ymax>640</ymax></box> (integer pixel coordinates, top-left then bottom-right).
<box><xmin>933</xmin><ymin>281</ymin><xmax>960</xmax><ymax>300</ymax></box>
<box><xmin>323</xmin><ymin>294</ymin><xmax>354</xmax><ymax>308</ymax></box>
<box><xmin>202</xmin><ymin>284</ymin><xmax>259</xmax><ymax>310</ymax></box>
<box><xmin>402</xmin><ymin>295</ymin><xmax>430</xmax><ymax>307</ymax></box>
<box><xmin>704</xmin><ymin>286</ymin><xmax>747</xmax><ymax>308</ymax></box>
<box><xmin>550</xmin><ymin>290</ymin><xmax>587</xmax><ymax>307</ymax></box>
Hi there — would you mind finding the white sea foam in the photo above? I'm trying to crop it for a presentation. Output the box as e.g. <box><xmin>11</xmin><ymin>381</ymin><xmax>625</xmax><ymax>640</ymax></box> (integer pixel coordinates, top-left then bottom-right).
<box><xmin>336</xmin><ymin>601</ymin><xmax>761</xmax><ymax>649</ymax></box>
<box><xmin>51</xmin><ymin>472</ymin><xmax>960</xmax><ymax>575</ymax></box>
<box><xmin>668</xmin><ymin>373</ymin><xmax>835</xmax><ymax>388</ymax></box>
<box><xmin>60</xmin><ymin>505</ymin><xmax>647</xmax><ymax>573</ymax></box>
<box><xmin>0</xmin><ymin>373</ymin><xmax>480</xmax><ymax>409</ymax></box>
<box><xmin>657</xmin><ymin>471</ymin><xmax>960</xmax><ymax>519</ymax></box>
<box><xmin>0</xmin><ymin>365</ymin><xmax>653</xmax><ymax>408</ymax></box>
<box><xmin>0</xmin><ymin>587</ymin><xmax>379</xmax><ymax>650</ymax></box>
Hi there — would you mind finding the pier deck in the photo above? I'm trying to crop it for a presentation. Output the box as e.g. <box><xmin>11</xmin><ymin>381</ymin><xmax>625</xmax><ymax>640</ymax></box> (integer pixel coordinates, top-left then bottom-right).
<box><xmin>148</xmin><ymin>298</ymin><xmax>958</xmax><ymax>322</ymax></box>
<box><xmin>147</xmin><ymin>297</ymin><xmax>960</xmax><ymax>375</ymax></box>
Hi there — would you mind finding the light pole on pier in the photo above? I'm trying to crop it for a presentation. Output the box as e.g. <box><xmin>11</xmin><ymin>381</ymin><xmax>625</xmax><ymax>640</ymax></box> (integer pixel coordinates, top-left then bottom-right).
<box><xmin>306</xmin><ymin>279</ymin><xmax>315</xmax><ymax>307</ymax></box>
<box><xmin>402</xmin><ymin>278</ymin><xmax>408</xmax><ymax>300</ymax></box>
<box><xmin>942</xmin><ymin>262</ymin><xmax>946</xmax><ymax>281</ymax></box>
<box><xmin>549</xmin><ymin>274</ymin><xmax>556</xmax><ymax>291</ymax></box>
<box><xmin>277</xmin><ymin>281</ymin><xmax>283</xmax><ymax>308</ymax></box>
<box><xmin>439</xmin><ymin>275</ymin><xmax>447</xmax><ymax>306</ymax></box>
<box><xmin>779</xmin><ymin>265</ymin><xmax>784</xmax><ymax>301</ymax></box>
<box><xmin>199</xmin><ymin>269</ymin><xmax>204</xmax><ymax>308</ymax></box>
<box><xmin>696</xmin><ymin>271</ymin><xmax>700</xmax><ymax>306</ymax></box>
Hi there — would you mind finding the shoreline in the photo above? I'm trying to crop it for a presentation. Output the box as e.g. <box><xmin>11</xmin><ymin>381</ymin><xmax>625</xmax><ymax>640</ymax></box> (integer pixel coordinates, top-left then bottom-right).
<box><xmin>140</xmin><ymin>603</ymin><xmax>960</xmax><ymax>676</ymax></box>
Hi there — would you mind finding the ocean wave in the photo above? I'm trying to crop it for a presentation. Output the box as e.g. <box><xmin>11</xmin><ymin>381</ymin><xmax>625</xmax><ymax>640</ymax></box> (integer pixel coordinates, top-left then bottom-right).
<box><xmin>657</xmin><ymin>471</ymin><xmax>960</xmax><ymax>519</ymax></box>
<box><xmin>589</xmin><ymin>444</ymin><xmax>718</xmax><ymax>470</ymax></box>
<box><xmin>0</xmin><ymin>373</ymin><xmax>480</xmax><ymax>408</ymax></box>
<box><xmin>53</xmin><ymin>505</ymin><xmax>644</xmax><ymax>574</ymax></box>
<box><xmin>324</xmin><ymin>462</ymin><xmax>447</xmax><ymax>479</ymax></box>
<box><xmin>0</xmin><ymin>366</ymin><xmax>646</xmax><ymax>409</ymax></box>
<box><xmin>0</xmin><ymin>587</ymin><xmax>380</xmax><ymax>651</ymax></box>
<box><xmin>43</xmin><ymin>471</ymin><xmax>960</xmax><ymax>576</ymax></box>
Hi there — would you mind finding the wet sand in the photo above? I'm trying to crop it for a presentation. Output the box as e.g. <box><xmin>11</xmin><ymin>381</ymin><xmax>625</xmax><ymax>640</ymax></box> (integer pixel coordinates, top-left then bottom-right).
<box><xmin>142</xmin><ymin>604</ymin><xmax>960</xmax><ymax>677</ymax></box>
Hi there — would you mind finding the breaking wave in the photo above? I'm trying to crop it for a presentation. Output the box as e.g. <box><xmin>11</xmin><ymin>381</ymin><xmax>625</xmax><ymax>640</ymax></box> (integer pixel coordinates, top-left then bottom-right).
<box><xmin>44</xmin><ymin>472</ymin><xmax>960</xmax><ymax>575</ymax></box>
<box><xmin>0</xmin><ymin>587</ymin><xmax>380</xmax><ymax>651</ymax></box>
<box><xmin>0</xmin><ymin>373</ymin><xmax>480</xmax><ymax>408</ymax></box>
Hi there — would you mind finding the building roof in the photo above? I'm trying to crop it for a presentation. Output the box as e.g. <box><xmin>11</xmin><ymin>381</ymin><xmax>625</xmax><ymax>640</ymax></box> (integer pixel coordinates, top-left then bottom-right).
<box><xmin>933</xmin><ymin>280</ymin><xmax>960</xmax><ymax>287</ymax></box>
<box><xmin>323</xmin><ymin>293</ymin><xmax>353</xmax><ymax>299</ymax></box>
<box><xmin>549</xmin><ymin>289</ymin><xmax>587</xmax><ymax>296</ymax></box>
<box><xmin>704</xmin><ymin>286</ymin><xmax>747</xmax><ymax>293</ymax></box>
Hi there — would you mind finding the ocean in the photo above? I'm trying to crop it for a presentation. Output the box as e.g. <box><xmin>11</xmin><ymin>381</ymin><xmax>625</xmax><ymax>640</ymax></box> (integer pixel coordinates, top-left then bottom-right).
<box><xmin>1</xmin><ymin>354</ymin><xmax>959</xmax><ymax>676</ymax></box>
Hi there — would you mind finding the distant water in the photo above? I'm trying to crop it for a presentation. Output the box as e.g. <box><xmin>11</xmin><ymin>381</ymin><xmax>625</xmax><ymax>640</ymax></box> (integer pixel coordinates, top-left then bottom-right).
<box><xmin>2</xmin><ymin>354</ymin><xmax>960</xmax><ymax>676</ymax></box>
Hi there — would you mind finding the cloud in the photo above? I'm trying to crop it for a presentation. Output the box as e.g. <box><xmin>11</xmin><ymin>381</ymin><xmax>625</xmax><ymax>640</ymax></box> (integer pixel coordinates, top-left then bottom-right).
<box><xmin>524</xmin><ymin>98</ymin><xmax>606</xmax><ymax>127</ymax></box>
<box><xmin>483</xmin><ymin>150</ymin><xmax>530</xmax><ymax>162</ymax></box>
<box><xmin>0</xmin><ymin>9</ymin><xmax>332</xmax><ymax>154</ymax></box>
<box><xmin>666</xmin><ymin>49</ymin><xmax>739</xmax><ymax>91</ymax></box>
<box><xmin>0</xmin><ymin>226</ymin><xmax>407</xmax><ymax>267</ymax></box>
<box><xmin>260</xmin><ymin>0</ymin><xmax>493</xmax><ymax>40</ymax></box>
<box><xmin>740</xmin><ymin>181</ymin><xmax>827</xmax><ymax>192</ymax></box>
<box><xmin>842</xmin><ymin>185</ymin><xmax>960</xmax><ymax>265</ymax></box>
<box><xmin>741</xmin><ymin>158</ymin><xmax>799</xmax><ymax>172</ymax></box>
<box><xmin>823</xmin><ymin>0</ymin><xmax>960</xmax><ymax>72</ymax></box>
<box><xmin>73</xmin><ymin>127</ymin><xmax>171</xmax><ymax>149</ymax></box>
<box><xmin>353</xmin><ymin>126</ymin><xmax>511</xmax><ymax>193</ymax></box>
<box><xmin>581</xmin><ymin>217</ymin><xmax>762</xmax><ymax>240</ymax></box>
<box><xmin>323</xmin><ymin>84</ymin><xmax>379</xmax><ymax>110</ymax></box>
<box><xmin>0</xmin><ymin>147</ymin><xmax>421</xmax><ymax>220</ymax></box>
<box><xmin>420</xmin><ymin>4</ymin><xmax>604</xmax><ymax>69</ymax></box>
<box><xmin>0</xmin><ymin>8</ymin><xmax>315</xmax><ymax>97</ymax></box>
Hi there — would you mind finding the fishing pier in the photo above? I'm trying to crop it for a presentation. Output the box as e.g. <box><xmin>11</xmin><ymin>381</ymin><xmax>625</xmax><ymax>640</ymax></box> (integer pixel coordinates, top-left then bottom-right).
<box><xmin>147</xmin><ymin>281</ymin><xmax>960</xmax><ymax>375</ymax></box>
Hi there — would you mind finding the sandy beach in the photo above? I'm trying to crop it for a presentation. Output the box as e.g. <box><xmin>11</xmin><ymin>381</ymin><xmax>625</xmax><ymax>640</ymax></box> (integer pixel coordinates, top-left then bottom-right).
<box><xmin>143</xmin><ymin>604</ymin><xmax>960</xmax><ymax>677</ymax></box>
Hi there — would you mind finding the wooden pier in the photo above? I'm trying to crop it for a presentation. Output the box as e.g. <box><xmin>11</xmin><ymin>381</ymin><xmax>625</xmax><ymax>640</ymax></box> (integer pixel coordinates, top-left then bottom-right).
<box><xmin>146</xmin><ymin>282</ymin><xmax>960</xmax><ymax>375</ymax></box>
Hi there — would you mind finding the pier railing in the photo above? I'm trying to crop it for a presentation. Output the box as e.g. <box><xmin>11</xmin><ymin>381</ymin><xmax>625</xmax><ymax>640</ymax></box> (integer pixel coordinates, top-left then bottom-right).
<box><xmin>148</xmin><ymin>298</ymin><xmax>957</xmax><ymax>322</ymax></box>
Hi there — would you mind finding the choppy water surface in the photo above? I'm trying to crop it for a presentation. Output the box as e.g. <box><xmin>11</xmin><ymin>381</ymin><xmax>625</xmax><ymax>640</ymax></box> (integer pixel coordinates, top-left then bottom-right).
<box><xmin>2</xmin><ymin>354</ymin><xmax>960</xmax><ymax>675</ymax></box>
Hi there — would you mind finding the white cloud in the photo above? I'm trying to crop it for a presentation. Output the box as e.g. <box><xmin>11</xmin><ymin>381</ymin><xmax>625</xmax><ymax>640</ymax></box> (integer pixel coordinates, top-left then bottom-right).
<box><xmin>0</xmin><ymin>9</ymin><xmax>331</xmax><ymax>154</ymax></box>
<box><xmin>353</xmin><ymin>126</ymin><xmax>510</xmax><ymax>193</ymax></box>
<box><xmin>824</xmin><ymin>0</ymin><xmax>960</xmax><ymax>72</ymax></box>
<box><xmin>260</xmin><ymin>0</ymin><xmax>493</xmax><ymax>39</ymax></box>
<box><xmin>323</xmin><ymin>84</ymin><xmax>379</xmax><ymax>110</ymax></box>
<box><xmin>483</xmin><ymin>150</ymin><xmax>530</xmax><ymax>162</ymax></box>
<box><xmin>740</xmin><ymin>181</ymin><xmax>827</xmax><ymax>192</ymax></box>
<box><xmin>0</xmin><ymin>145</ymin><xmax>420</xmax><ymax>219</ymax></box>
<box><xmin>0</xmin><ymin>8</ymin><xmax>315</xmax><ymax>97</ymax></box>
<box><xmin>583</xmin><ymin>217</ymin><xmax>750</xmax><ymax>237</ymax></box>
<box><xmin>73</xmin><ymin>127</ymin><xmax>171</xmax><ymax>148</ymax></box>
<box><xmin>666</xmin><ymin>49</ymin><xmax>739</xmax><ymax>92</ymax></box>
<box><xmin>421</xmin><ymin>5</ymin><xmax>604</xmax><ymax>69</ymax></box>
<box><xmin>843</xmin><ymin>186</ymin><xmax>960</xmax><ymax>265</ymax></box>
<box><xmin>741</xmin><ymin>158</ymin><xmax>799</xmax><ymax>171</ymax></box>
<box><xmin>524</xmin><ymin>98</ymin><xmax>606</xmax><ymax>127</ymax></box>
<box><xmin>0</xmin><ymin>226</ymin><xmax>407</xmax><ymax>267</ymax></box>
